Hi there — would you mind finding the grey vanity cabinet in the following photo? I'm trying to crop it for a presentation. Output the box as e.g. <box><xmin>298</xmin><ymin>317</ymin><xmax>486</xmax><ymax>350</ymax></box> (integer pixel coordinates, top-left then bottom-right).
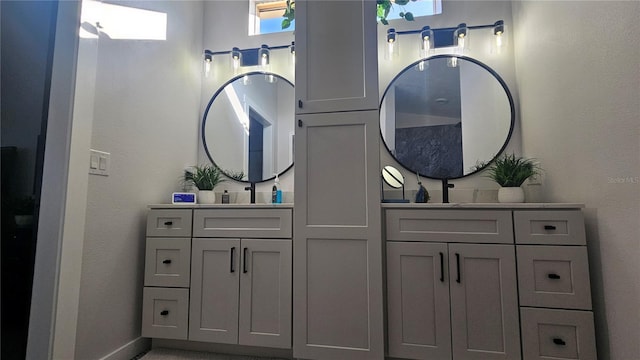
<box><xmin>515</xmin><ymin>210</ymin><xmax>597</xmax><ymax>360</ymax></box>
<box><xmin>386</xmin><ymin>241</ymin><xmax>520</xmax><ymax>360</ymax></box>
<box><xmin>294</xmin><ymin>111</ymin><xmax>384</xmax><ymax>359</ymax></box>
<box><xmin>143</xmin><ymin>207</ymin><xmax>293</xmax><ymax>350</ymax></box>
<box><xmin>142</xmin><ymin>209</ymin><xmax>192</xmax><ymax>340</ymax></box>
<box><xmin>294</xmin><ymin>0</ymin><xmax>378</xmax><ymax>114</ymax></box>
<box><xmin>386</xmin><ymin>242</ymin><xmax>451</xmax><ymax>359</ymax></box>
<box><xmin>189</xmin><ymin>238</ymin><xmax>292</xmax><ymax>349</ymax></box>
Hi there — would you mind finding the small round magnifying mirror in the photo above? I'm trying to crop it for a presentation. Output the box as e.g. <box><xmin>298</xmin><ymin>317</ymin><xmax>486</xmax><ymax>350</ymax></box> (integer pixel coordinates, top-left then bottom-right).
<box><xmin>381</xmin><ymin>165</ymin><xmax>410</xmax><ymax>203</ymax></box>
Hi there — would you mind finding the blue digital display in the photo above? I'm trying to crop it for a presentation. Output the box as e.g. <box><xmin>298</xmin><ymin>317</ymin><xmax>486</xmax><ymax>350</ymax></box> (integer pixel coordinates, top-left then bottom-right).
<box><xmin>172</xmin><ymin>192</ymin><xmax>196</xmax><ymax>204</ymax></box>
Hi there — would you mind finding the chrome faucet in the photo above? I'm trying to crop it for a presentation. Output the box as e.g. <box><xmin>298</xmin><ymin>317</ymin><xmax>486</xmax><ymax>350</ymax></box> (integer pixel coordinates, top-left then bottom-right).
<box><xmin>244</xmin><ymin>182</ymin><xmax>256</xmax><ymax>204</ymax></box>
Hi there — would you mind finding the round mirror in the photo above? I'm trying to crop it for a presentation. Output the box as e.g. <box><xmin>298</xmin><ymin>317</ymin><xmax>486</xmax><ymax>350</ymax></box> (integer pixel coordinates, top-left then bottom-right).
<box><xmin>380</xmin><ymin>55</ymin><xmax>515</xmax><ymax>179</ymax></box>
<box><xmin>202</xmin><ymin>72</ymin><xmax>294</xmax><ymax>183</ymax></box>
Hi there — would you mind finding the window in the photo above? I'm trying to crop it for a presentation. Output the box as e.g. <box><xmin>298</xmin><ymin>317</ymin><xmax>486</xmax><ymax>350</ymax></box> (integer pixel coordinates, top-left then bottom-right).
<box><xmin>385</xmin><ymin>0</ymin><xmax>442</xmax><ymax>21</ymax></box>
<box><xmin>249</xmin><ymin>0</ymin><xmax>294</xmax><ymax>36</ymax></box>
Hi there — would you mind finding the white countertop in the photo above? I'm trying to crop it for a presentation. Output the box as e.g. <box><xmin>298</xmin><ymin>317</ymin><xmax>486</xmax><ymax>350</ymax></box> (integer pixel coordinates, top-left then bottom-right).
<box><xmin>148</xmin><ymin>203</ymin><xmax>294</xmax><ymax>209</ymax></box>
<box><xmin>148</xmin><ymin>203</ymin><xmax>583</xmax><ymax>209</ymax></box>
<box><xmin>380</xmin><ymin>202</ymin><xmax>584</xmax><ymax>209</ymax></box>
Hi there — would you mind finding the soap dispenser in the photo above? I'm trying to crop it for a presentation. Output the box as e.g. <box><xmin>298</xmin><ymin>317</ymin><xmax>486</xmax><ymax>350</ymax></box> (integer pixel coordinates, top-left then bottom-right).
<box><xmin>272</xmin><ymin>176</ymin><xmax>278</xmax><ymax>204</ymax></box>
<box><xmin>272</xmin><ymin>174</ymin><xmax>282</xmax><ymax>204</ymax></box>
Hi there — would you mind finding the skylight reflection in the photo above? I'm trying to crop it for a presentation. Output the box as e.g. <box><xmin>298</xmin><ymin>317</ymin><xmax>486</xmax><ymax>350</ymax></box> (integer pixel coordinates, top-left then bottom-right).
<box><xmin>80</xmin><ymin>0</ymin><xmax>167</xmax><ymax>40</ymax></box>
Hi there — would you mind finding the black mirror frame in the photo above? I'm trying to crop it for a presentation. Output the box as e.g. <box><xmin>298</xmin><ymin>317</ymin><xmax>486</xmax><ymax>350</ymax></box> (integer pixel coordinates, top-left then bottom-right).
<box><xmin>201</xmin><ymin>71</ymin><xmax>295</xmax><ymax>184</ymax></box>
<box><xmin>379</xmin><ymin>54</ymin><xmax>516</xmax><ymax>180</ymax></box>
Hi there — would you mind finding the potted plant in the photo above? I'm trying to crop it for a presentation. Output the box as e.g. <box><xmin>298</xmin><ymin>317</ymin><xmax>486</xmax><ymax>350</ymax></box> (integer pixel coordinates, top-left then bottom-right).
<box><xmin>183</xmin><ymin>164</ymin><xmax>226</xmax><ymax>204</ymax></box>
<box><xmin>486</xmin><ymin>153</ymin><xmax>541</xmax><ymax>203</ymax></box>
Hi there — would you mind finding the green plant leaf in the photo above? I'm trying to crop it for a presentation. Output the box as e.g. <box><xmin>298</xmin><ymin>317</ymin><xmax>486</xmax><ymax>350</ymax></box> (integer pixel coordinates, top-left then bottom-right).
<box><xmin>380</xmin><ymin>18</ymin><xmax>388</xmax><ymax>25</ymax></box>
<box><xmin>399</xmin><ymin>12</ymin><xmax>405</xmax><ymax>17</ymax></box>
<box><xmin>404</xmin><ymin>12</ymin><xmax>414</xmax><ymax>21</ymax></box>
<box><xmin>282</xmin><ymin>18</ymin><xmax>291</xmax><ymax>29</ymax></box>
<box><xmin>395</xmin><ymin>0</ymin><xmax>409</xmax><ymax>5</ymax></box>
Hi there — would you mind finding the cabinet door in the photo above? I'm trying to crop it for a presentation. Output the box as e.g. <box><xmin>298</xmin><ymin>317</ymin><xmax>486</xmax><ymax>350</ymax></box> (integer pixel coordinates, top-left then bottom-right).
<box><xmin>239</xmin><ymin>239</ymin><xmax>292</xmax><ymax>349</ymax></box>
<box><xmin>189</xmin><ymin>238</ymin><xmax>240</xmax><ymax>344</ymax></box>
<box><xmin>387</xmin><ymin>242</ymin><xmax>451</xmax><ymax>359</ymax></box>
<box><xmin>294</xmin><ymin>111</ymin><xmax>383</xmax><ymax>359</ymax></box>
<box><xmin>295</xmin><ymin>0</ymin><xmax>378</xmax><ymax>114</ymax></box>
<box><xmin>449</xmin><ymin>244</ymin><xmax>521</xmax><ymax>360</ymax></box>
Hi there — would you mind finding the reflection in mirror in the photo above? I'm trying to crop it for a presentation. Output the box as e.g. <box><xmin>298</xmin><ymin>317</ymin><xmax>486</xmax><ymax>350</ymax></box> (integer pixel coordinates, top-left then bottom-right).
<box><xmin>380</xmin><ymin>55</ymin><xmax>514</xmax><ymax>180</ymax></box>
<box><xmin>202</xmin><ymin>72</ymin><xmax>294</xmax><ymax>183</ymax></box>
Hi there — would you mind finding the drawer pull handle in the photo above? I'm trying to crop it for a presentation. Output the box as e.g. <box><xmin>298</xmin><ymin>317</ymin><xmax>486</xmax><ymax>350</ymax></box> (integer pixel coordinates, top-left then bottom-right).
<box><xmin>160</xmin><ymin>310</ymin><xmax>169</xmax><ymax>316</ymax></box>
<box><xmin>455</xmin><ymin>253</ymin><xmax>461</xmax><ymax>283</ymax></box>
<box><xmin>298</xmin><ymin>119</ymin><xmax>303</xmax><ymax>127</ymax></box>
<box><xmin>544</xmin><ymin>225</ymin><xmax>556</xmax><ymax>230</ymax></box>
<box><xmin>298</xmin><ymin>100</ymin><xmax>303</xmax><ymax>108</ymax></box>
<box><xmin>164</xmin><ymin>221</ymin><xmax>173</xmax><ymax>226</ymax></box>
<box><xmin>243</xmin><ymin>247</ymin><xmax>248</xmax><ymax>273</ymax></box>
<box><xmin>553</xmin><ymin>338</ymin><xmax>566</xmax><ymax>346</ymax></box>
<box><xmin>230</xmin><ymin>247</ymin><xmax>236</xmax><ymax>273</ymax></box>
<box><xmin>162</xmin><ymin>259</ymin><xmax>172</xmax><ymax>265</ymax></box>
<box><xmin>439</xmin><ymin>252</ymin><xmax>444</xmax><ymax>282</ymax></box>
<box><xmin>547</xmin><ymin>273</ymin><xmax>561</xmax><ymax>280</ymax></box>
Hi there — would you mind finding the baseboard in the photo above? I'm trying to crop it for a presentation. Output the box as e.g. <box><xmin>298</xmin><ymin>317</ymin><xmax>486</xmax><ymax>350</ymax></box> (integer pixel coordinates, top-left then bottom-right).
<box><xmin>152</xmin><ymin>339</ymin><xmax>294</xmax><ymax>359</ymax></box>
<box><xmin>99</xmin><ymin>337</ymin><xmax>151</xmax><ymax>360</ymax></box>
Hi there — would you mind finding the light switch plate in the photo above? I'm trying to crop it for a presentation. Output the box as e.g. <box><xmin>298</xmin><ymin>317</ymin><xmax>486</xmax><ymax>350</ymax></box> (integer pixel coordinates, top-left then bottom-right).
<box><xmin>89</xmin><ymin>149</ymin><xmax>110</xmax><ymax>176</ymax></box>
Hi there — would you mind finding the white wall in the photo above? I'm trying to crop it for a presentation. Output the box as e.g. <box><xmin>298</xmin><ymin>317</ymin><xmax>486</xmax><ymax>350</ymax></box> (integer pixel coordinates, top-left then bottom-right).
<box><xmin>73</xmin><ymin>1</ymin><xmax>204</xmax><ymax>359</ymax></box>
<box><xmin>512</xmin><ymin>2</ymin><xmax>640</xmax><ymax>359</ymax></box>
<box><xmin>377</xmin><ymin>1</ymin><xmax>520</xmax><ymax>200</ymax></box>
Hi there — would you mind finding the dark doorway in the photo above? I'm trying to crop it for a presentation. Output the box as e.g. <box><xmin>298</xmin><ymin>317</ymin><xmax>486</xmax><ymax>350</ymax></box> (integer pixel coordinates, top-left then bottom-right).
<box><xmin>248</xmin><ymin>108</ymin><xmax>265</xmax><ymax>182</ymax></box>
<box><xmin>1</xmin><ymin>1</ymin><xmax>59</xmax><ymax>359</ymax></box>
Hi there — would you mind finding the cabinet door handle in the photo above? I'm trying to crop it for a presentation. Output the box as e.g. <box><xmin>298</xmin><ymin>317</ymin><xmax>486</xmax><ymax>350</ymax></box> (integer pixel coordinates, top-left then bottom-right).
<box><xmin>544</xmin><ymin>225</ymin><xmax>556</xmax><ymax>230</ymax></box>
<box><xmin>455</xmin><ymin>253</ymin><xmax>461</xmax><ymax>283</ymax></box>
<box><xmin>547</xmin><ymin>273</ymin><xmax>561</xmax><ymax>280</ymax></box>
<box><xmin>164</xmin><ymin>221</ymin><xmax>173</xmax><ymax>226</ymax></box>
<box><xmin>160</xmin><ymin>310</ymin><xmax>169</xmax><ymax>316</ymax></box>
<box><xmin>243</xmin><ymin>247</ymin><xmax>248</xmax><ymax>273</ymax></box>
<box><xmin>230</xmin><ymin>247</ymin><xmax>236</xmax><ymax>273</ymax></box>
<box><xmin>298</xmin><ymin>119</ymin><xmax>303</xmax><ymax>127</ymax></box>
<box><xmin>439</xmin><ymin>252</ymin><xmax>445</xmax><ymax>282</ymax></box>
<box><xmin>553</xmin><ymin>338</ymin><xmax>566</xmax><ymax>346</ymax></box>
<box><xmin>162</xmin><ymin>259</ymin><xmax>171</xmax><ymax>265</ymax></box>
<box><xmin>298</xmin><ymin>100</ymin><xmax>303</xmax><ymax>108</ymax></box>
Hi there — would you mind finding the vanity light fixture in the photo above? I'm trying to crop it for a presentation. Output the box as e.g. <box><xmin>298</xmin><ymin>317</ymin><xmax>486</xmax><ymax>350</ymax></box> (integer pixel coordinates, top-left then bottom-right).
<box><xmin>382</xmin><ymin>20</ymin><xmax>506</xmax><ymax>59</ymax></box>
<box><xmin>202</xmin><ymin>43</ymin><xmax>297</xmax><ymax>77</ymax></box>
<box><xmin>231</xmin><ymin>47</ymin><xmax>242</xmax><ymax>74</ymax></box>
<box><xmin>203</xmin><ymin>50</ymin><xmax>213</xmax><ymax>77</ymax></box>
<box><xmin>453</xmin><ymin>23</ymin><xmax>468</xmax><ymax>53</ymax></box>
<box><xmin>258</xmin><ymin>44</ymin><xmax>270</xmax><ymax>70</ymax></box>
<box><xmin>419</xmin><ymin>26</ymin><xmax>434</xmax><ymax>58</ymax></box>
<box><xmin>493</xmin><ymin>20</ymin><xmax>505</xmax><ymax>52</ymax></box>
<box><xmin>386</xmin><ymin>28</ymin><xmax>399</xmax><ymax>60</ymax></box>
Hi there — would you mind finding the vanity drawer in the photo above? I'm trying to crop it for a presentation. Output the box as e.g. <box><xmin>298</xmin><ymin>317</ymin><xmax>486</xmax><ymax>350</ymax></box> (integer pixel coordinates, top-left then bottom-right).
<box><xmin>514</xmin><ymin>210</ymin><xmax>585</xmax><ymax>245</ymax></box>
<box><xmin>142</xmin><ymin>287</ymin><xmax>189</xmax><ymax>340</ymax></box>
<box><xmin>144</xmin><ymin>238</ymin><xmax>191</xmax><ymax>288</ymax></box>
<box><xmin>147</xmin><ymin>209</ymin><xmax>193</xmax><ymax>237</ymax></box>
<box><xmin>517</xmin><ymin>245</ymin><xmax>591</xmax><ymax>309</ymax></box>
<box><xmin>520</xmin><ymin>308</ymin><xmax>596</xmax><ymax>360</ymax></box>
<box><xmin>193</xmin><ymin>209</ymin><xmax>292</xmax><ymax>238</ymax></box>
<box><xmin>385</xmin><ymin>209</ymin><xmax>513</xmax><ymax>243</ymax></box>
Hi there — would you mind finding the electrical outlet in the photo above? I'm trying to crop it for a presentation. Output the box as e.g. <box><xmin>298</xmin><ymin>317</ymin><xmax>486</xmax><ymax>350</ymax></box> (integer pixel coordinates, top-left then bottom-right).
<box><xmin>89</xmin><ymin>149</ymin><xmax>110</xmax><ymax>176</ymax></box>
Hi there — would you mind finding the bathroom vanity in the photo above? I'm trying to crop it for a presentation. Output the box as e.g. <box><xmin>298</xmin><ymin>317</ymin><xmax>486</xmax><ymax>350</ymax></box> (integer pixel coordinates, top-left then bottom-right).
<box><xmin>142</xmin><ymin>205</ymin><xmax>292</xmax><ymax>350</ymax></box>
<box><xmin>384</xmin><ymin>203</ymin><xmax>597</xmax><ymax>360</ymax></box>
<box><xmin>141</xmin><ymin>203</ymin><xmax>596</xmax><ymax>360</ymax></box>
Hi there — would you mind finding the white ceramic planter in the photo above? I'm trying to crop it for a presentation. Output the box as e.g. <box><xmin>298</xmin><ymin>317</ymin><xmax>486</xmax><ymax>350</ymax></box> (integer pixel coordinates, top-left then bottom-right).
<box><xmin>498</xmin><ymin>186</ymin><xmax>525</xmax><ymax>203</ymax></box>
<box><xmin>198</xmin><ymin>190</ymin><xmax>216</xmax><ymax>204</ymax></box>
